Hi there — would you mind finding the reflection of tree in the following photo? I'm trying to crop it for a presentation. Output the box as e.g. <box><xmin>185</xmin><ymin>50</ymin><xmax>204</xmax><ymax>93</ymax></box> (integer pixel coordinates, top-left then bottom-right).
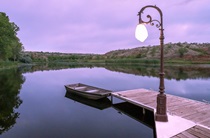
<box><xmin>104</xmin><ymin>64</ymin><xmax>210</xmax><ymax>80</ymax></box>
<box><xmin>20</xmin><ymin>63</ymin><xmax>95</xmax><ymax>74</ymax></box>
<box><xmin>20</xmin><ymin>63</ymin><xmax>210</xmax><ymax>80</ymax></box>
<box><xmin>0</xmin><ymin>68</ymin><xmax>25</xmax><ymax>134</ymax></box>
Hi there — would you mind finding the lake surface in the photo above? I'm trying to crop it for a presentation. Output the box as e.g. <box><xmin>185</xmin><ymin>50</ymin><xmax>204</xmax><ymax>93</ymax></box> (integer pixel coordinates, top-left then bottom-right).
<box><xmin>0</xmin><ymin>64</ymin><xmax>210</xmax><ymax>138</ymax></box>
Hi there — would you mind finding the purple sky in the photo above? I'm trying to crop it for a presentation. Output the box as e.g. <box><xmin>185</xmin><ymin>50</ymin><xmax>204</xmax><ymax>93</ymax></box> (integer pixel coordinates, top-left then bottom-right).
<box><xmin>1</xmin><ymin>0</ymin><xmax>210</xmax><ymax>54</ymax></box>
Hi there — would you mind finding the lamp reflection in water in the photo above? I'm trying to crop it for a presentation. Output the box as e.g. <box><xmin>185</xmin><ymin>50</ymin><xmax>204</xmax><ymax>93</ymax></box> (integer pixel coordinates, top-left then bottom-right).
<box><xmin>135</xmin><ymin>5</ymin><xmax>168</xmax><ymax>122</ymax></box>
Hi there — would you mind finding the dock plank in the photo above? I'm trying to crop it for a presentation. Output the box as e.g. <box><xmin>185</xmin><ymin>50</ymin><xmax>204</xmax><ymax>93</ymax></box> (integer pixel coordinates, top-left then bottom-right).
<box><xmin>176</xmin><ymin>133</ymin><xmax>189</xmax><ymax>138</ymax></box>
<box><xmin>172</xmin><ymin>125</ymin><xmax>210</xmax><ymax>138</ymax></box>
<box><xmin>194</xmin><ymin>125</ymin><xmax>210</xmax><ymax>136</ymax></box>
<box><xmin>187</xmin><ymin>129</ymin><xmax>209</xmax><ymax>138</ymax></box>
<box><xmin>185</xmin><ymin>111</ymin><xmax>210</xmax><ymax>121</ymax></box>
<box><xmin>168</xmin><ymin>101</ymin><xmax>201</xmax><ymax>110</ymax></box>
<box><xmin>181</xmin><ymin>131</ymin><xmax>198</xmax><ymax>138</ymax></box>
<box><xmin>201</xmin><ymin>119</ymin><xmax>210</xmax><ymax>127</ymax></box>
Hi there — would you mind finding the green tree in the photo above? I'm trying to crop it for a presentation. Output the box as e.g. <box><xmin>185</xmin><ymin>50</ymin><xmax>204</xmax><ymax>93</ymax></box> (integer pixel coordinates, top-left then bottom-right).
<box><xmin>10</xmin><ymin>41</ymin><xmax>23</xmax><ymax>61</ymax></box>
<box><xmin>0</xmin><ymin>12</ymin><xmax>24</xmax><ymax>61</ymax></box>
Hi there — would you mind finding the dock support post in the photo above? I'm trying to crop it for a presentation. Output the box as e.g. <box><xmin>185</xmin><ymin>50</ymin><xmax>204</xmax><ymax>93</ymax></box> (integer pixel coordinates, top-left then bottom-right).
<box><xmin>143</xmin><ymin>108</ymin><xmax>145</xmax><ymax>115</ymax></box>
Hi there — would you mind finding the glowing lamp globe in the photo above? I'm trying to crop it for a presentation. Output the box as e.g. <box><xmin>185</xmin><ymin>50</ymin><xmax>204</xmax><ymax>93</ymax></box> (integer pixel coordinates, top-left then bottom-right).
<box><xmin>135</xmin><ymin>24</ymin><xmax>148</xmax><ymax>42</ymax></box>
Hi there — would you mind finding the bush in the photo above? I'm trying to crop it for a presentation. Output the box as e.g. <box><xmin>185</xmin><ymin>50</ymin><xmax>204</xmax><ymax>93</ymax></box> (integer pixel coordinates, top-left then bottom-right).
<box><xmin>178</xmin><ymin>48</ymin><xmax>188</xmax><ymax>57</ymax></box>
<box><xmin>19</xmin><ymin>55</ymin><xmax>32</xmax><ymax>63</ymax></box>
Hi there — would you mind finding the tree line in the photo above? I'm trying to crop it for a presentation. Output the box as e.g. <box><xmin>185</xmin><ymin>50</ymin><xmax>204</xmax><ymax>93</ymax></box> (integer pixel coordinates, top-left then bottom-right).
<box><xmin>0</xmin><ymin>12</ymin><xmax>24</xmax><ymax>62</ymax></box>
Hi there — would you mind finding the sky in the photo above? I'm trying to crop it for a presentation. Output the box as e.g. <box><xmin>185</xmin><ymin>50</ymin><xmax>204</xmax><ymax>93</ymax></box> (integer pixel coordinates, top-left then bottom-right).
<box><xmin>1</xmin><ymin>0</ymin><xmax>210</xmax><ymax>54</ymax></box>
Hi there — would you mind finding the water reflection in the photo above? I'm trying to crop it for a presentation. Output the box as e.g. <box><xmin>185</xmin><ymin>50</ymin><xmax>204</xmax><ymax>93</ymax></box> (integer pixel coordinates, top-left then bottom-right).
<box><xmin>20</xmin><ymin>63</ymin><xmax>210</xmax><ymax>102</ymax></box>
<box><xmin>104</xmin><ymin>64</ymin><xmax>210</xmax><ymax>80</ymax></box>
<box><xmin>65</xmin><ymin>92</ymin><xmax>112</xmax><ymax>110</ymax></box>
<box><xmin>0</xmin><ymin>68</ymin><xmax>25</xmax><ymax>134</ymax></box>
<box><xmin>65</xmin><ymin>92</ymin><xmax>156</xmax><ymax>137</ymax></box>
<box><xmin>112</xmin><ymin>102</ymin><xmax>156</xmax><ymax>137</ymax></box>
<box><xmin>0</xmin><ymin>63</ymin><xmax>209</xmax><ymax>137</ymax></box>
<box><xmin>19</xmin><ymin>63</ymin><xmax>95</xmax><ymax>73</ymax></box>
<box><xmin>112</xmin><ymin>102</ymin><xmax>155</xmax><ymax>129</ymax></box>
<box><xmin>21</xmin><ymin>63</ymin><xmax>210</xmax><ymax>80</ymax></box>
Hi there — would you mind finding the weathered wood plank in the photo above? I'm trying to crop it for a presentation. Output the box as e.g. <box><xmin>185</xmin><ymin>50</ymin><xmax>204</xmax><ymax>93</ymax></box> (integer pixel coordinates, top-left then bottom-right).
<box><xmin>132</xmin><ymin>94</ymin><xmax>156</xmax><ymax>100</ymax></box>
<box><xmin>127</xmin><ymin>93</ymin><xmax>157</xmax><ymax>99</ymax></box>
<box><xmin>185</xmin><ymin>112</ymin><xmax>210</xmax><ymax>123</ymax></box>
<box><xmin>168</xmin><ymin>101</ymin><xmax>203</xmax><ymax>111</ymax></box>
<box><xmin>114</xmin><ymin>89</ymin><xmax>154</xmax><ymax>98</ymax></box>
<box><xmin>200</xmin><ymin>119</ymin><xmax>210</xmax><ymax>127</ymax></box>
<box><xmin>194</xmin><ymin>125</ymin><xmax>210</xmax><ymax>136</ymax></box>
<box><xmin>182</xmin><ymin>107</ymin><xmax>210</xmax><ymax>119</ymax></box>
<box><xmin>175</xmin><ymin>133</ymin><xmax>191</xmax><ymax>138</ymax></box>
<box><xmin>167</xmin><ymin>100</ymin><xmax>197</xmax><ymax>110</ymax></box>
<box><xmin>169</xmin><ymin>108</ymin><xmax>198</xmax><ymax>117</ymax></box>
<box><xmin>192</xmin><ymin>113</ymin><xmax>210</xmax><ymax>123</ymax></box>
<box><xmin>132</xmin><ymin>97</ymin><xmax>156</xmax><ymax>104</ymax></box>
<box><xmin>146</xmin><ymin>102</ymin><xmax>156</xmax><ymax>108</ymax></box>
<box><xmin>181</xmin><ymin>131</ymin><xmax>198</xmax><ymax>138</ymax></box>
<box><xmin>169</xmin><ymin>103</ymin><xmax>208</xmax><ymax>116</ymax></box>
<box><xmin>187</xmin><ymin>128</ymin><xmax>209</xmax><ymax>138</ymax></box>
<box><xmin>171</xmin><ymin>125</ymin><xmax>210</xmax><ymax>138</ymax></box>
<box><xmin>171</xmin><ymin>135</ymin><xmax>181</xmax><ymax>138</ymax></box>
<box><xmin>193</xmin><ymin>126</ymin><xmax>210</xmax><ymax>137</ymax></box>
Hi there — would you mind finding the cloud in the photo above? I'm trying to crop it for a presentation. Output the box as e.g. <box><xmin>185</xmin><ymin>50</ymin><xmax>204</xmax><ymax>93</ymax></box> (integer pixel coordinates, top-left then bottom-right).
<box><xmin>0</xmin><ymin>0</ymin><xmax>210</xmax><ymax>53</ymax></box>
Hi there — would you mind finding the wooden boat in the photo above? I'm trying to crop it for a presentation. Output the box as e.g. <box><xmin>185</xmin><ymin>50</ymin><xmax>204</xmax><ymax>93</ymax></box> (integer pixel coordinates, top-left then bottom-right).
<box><xmin>64</xmin><ymin>83</ymin><xmax>112</xmax><ymax>100</ymax></box>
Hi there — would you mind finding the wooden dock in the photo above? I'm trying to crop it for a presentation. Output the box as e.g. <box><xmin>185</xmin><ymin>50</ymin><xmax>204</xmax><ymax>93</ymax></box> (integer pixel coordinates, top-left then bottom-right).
<box><xmin>172</xmin><ymin>125</ymin><xmax>210</xmax><ymax>138</ymax></box>
<box><xmin>111</xmin><ymin>89</ymin><xmax>210</xmax><ymax>138</ymax></box>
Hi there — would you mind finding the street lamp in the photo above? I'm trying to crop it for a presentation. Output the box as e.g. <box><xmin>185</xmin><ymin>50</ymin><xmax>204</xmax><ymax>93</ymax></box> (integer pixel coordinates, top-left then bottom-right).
<box><xmin>135</xmin><ymin>5</ymin><xmax>168</xmax><ymax>122</ymax></box>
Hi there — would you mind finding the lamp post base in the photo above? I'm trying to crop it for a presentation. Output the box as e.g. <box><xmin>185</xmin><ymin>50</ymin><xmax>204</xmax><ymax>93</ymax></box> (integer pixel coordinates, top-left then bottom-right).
<box><xmin>155</xmin><ymin>113</ymin><xmax>168</xmax><ymax>122</ymax></box>
<box><xmin>155</xmin><ymin>93</ymin><xmax>168</xmax><ymax>122</ymax></box>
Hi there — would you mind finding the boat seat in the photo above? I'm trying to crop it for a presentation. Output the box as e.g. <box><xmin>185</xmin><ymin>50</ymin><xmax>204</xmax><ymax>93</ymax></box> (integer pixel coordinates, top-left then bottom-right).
<box><xmin>85</xmin><ymin>89</ymin><xmax>99</xmax><ymax>93</ymax></box>
<box><xmin>74</xmin><ymin>86</ymin><xmax>86</xmax><ymax>91</ymax></box>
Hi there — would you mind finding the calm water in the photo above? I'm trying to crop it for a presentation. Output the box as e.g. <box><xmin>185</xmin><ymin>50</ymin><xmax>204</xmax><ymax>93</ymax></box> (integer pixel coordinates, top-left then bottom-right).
<box><xmin>0</xmin><ymin>64</ymin><xmax>210</xmax><ymax>138</ymax></box>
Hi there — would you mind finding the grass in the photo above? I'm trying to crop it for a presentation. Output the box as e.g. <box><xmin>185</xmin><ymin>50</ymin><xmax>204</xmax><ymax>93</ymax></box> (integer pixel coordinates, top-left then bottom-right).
<box><xmin>36</xmin><ymin>58</ymin><xmax>210</xmax><ymax>65</ymax></box>
<box><xmin>165</xmin><ymin>59</ymin><xmax>210</xmax><ymax>64</ymax></box>
<box><xmin>105</xmin><ymin>58</ymin><xmax>160</xmax><ymax>64</ymax></box>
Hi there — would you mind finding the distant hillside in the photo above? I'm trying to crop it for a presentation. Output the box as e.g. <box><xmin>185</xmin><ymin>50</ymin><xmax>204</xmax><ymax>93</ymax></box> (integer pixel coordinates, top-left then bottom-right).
<box><xmin>103</xmin><ymin>42</ymin><xmax>210</xmax><ymax>61</ymax></box>
<box><xmin>22</xmin><ymin>51</ymin><xmax>101</xmax><ymax>63</ymax></box>
<box><xmin>22</xmin><ymin>42</ymin><xmax>210</xmax><ymax>63</ymax></box>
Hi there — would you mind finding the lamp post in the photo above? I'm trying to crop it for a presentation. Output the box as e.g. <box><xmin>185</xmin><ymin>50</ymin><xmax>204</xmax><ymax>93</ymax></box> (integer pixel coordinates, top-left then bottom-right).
<box><xmin>135</xmin><ymin>5</ymin><xmax>168</xmax><ymax>122</ymax></box>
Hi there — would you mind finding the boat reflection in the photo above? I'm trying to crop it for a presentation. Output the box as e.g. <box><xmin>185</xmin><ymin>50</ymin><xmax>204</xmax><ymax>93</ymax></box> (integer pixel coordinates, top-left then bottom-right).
<box><xmin>65</xmin><ymin>92</ymin><xmax>112</xmax><ymax>110</ymax></box>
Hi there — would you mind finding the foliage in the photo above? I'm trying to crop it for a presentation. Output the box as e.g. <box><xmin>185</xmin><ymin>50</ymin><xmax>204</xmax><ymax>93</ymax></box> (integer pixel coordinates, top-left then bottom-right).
<box><xmin>105</xmin><ymin>58</ymin><xmax>159</xmax><ymax>64</ymax></box>
<box><xmin>150</xmin><ymin>47</ymin><xmax>157</xmax><ymax>57</ymax></box>
<box><xmin>0</xmin><ymin>12</ymin><xmax>23</xmax><ymax>61</ymax></box>
<box><xmin>178</xmin><ymin>47</ymin><xmax>188</xmax><ymax>57</ymax></box>
<box><xmin>190</xmin><ymin>48</ymin><xmax>208</xmax><ymax>55</ymax></box>
<box><xmin>19</xmin><ymin>54</ymin><xmax>32</xmax><ymax>63</ymax></box>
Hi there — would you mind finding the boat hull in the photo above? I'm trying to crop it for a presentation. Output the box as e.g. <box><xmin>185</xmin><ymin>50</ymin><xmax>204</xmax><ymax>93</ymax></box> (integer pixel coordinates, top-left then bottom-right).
<box><xmin>64</xmin><ymin>83</ymin><xmax>112</xmax><ymax>100</ymax></box>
